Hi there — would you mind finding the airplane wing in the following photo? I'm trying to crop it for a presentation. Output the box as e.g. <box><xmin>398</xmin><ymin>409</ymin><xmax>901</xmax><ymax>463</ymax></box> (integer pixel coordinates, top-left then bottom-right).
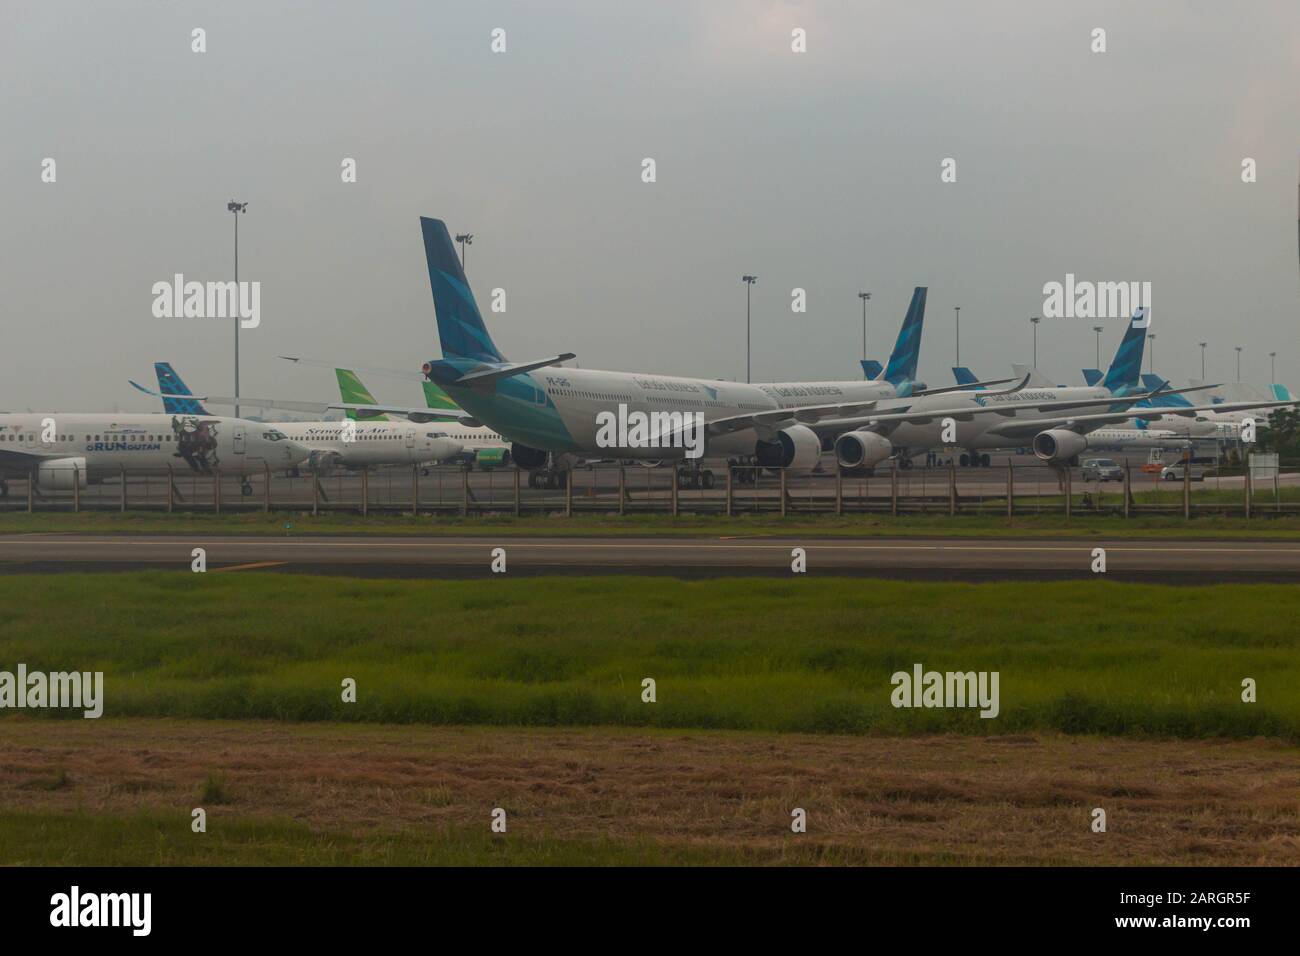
<box><xmin>449</xmin><ymin>354</ymin><xmax>577</xmax><ymax>387</ymax></box>
<box><xmin>129</xmin><ymin>383</ymin><xmax>474</xmax><ymax>423</ymax></box>
<box><xmin>980</xmin><ymin>398</ymin><xmax>1300</xmax><ymax>441</ymax></box>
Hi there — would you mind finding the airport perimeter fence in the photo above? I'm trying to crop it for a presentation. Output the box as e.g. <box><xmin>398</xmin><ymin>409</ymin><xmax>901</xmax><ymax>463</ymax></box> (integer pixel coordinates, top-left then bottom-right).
<box><xmin>2</xmin><ymin>458</ymin><xmax>1298</xmax><ymax>520</ymax></box>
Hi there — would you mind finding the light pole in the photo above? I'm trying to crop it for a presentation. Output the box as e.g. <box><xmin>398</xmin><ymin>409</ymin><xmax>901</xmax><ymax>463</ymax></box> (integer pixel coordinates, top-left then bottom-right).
<box><xmin>742</xmin><ymin>275</ymin><xmax>758</xmax><ymax>383</ymax></box>
<box><xmin>1029</xmin><ymin>316</ymin><xmax>1040</xmax><ymax>367</ymax></box>
<box><xmin>954</xmin><ymin>306</ymin><xmax>961</xmax><ymax>366</ymax></box>
<box><xmin>454</xmin><ymin>233</ymin><xmax>473</xmax><ymax>270</ymax></box>
<box><xmin>1235</xmin><ymin>346</ymin><xmax>1243</xmax><ymax>381</ymax></box>
<box><xmin>1199</xmin><ymin>342</ymin><xmax>1207</xmax><ymax>380</ymax></box>
<box><xmin>227</xmin><ymin>200</ymin><xmax>248</xmax><ymax>419</ymax></box>
<box><xmin>1148</xmin><ymin>333</ymin><xmax>1156</xmax><ymax>375</ymax></box>
<box><xmin>1270</xmin><ymin>351</ymin><xmax>1277</xmax><ymax>382</ymax></box>
<box><xmin>1092</xmin><ymin>326</ymin><xmax>1103</xmax><ymax>369</ymax></box>
<box><xmin>858</xmin><ymin>291</ymin><xmax>871</xmax><ymax>362</ymax></box>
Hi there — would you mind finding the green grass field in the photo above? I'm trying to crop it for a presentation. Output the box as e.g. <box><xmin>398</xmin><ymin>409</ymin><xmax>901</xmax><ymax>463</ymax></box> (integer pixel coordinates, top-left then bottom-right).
<box><xmin>5</xmin><ymin>509</ymin><xmax>1300</xmax><ymax>538</ymax></box>
<box><xmin>1</xmin><ymin>573</ymin><xmax>1295</xmax><ymax>739</ymax></box>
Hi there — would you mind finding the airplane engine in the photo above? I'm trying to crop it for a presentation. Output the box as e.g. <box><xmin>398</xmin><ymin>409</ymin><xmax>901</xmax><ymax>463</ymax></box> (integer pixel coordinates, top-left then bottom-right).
<box><xmin>34</xmin><ymin>457</ymin><xmax>87</xmax><ymax>490</ymax></box>
<box><xmin>754</xmin><ymin>424</ymin><xmax>821</xmax><ymax>474</ymax></box>
<box><xmin>510</xmin><ymin>444</ymin><xmax>549</xmax><ymax>470</ymax></box>
<box><xmin>1032</xmin><ymin>429</ymin><xmax>1089</xmax><ymax>463</ymax></box>
<box><xmin>833</xmin><ymin>430</ymin><xmax>894</xmax><ymax>470</ymax></box>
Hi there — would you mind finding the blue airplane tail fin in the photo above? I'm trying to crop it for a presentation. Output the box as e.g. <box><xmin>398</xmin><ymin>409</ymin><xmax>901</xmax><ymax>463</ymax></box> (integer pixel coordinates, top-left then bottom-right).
<box><xmin>1271</xmin><ymin>384</ymin><xmax>1293</xmax><ymax>401</ymax></box>
<box><xmin>882</xmin><ymin>287</ymin><xmax>926</xmax><ymax>386</ymax></box>
<box><xmin>420</xmin><ymin>217</ymin><xmax>507</xmax><ymax>364</ymax></box>
<box><xmin>154</xmin><ymin>362</ymin><xmax>208</xmax><ymax>415</ymax></box>
<box><xmin>1100</xmin><ymin>308</ymin><xmax>1148</xmax><ymax>393</ymax></box>
<box><xmin>1140</xmin><ymin>373</ymin><xmax>1193</xmax><ymax>408</ymax></box>
<box><xmin>1081</xmin><ymin>368</ymin><xmax>1103</xmax><ymax>387</ymax></box>
<box><xmin>952</xmin><ymin>366</ymin><xmax>980</xmax><ymax>386</ymax></box>
<box><xmin>860</xmin><ymin>359</ymin><xmax>883</xmax><ymax>380</ymax></box>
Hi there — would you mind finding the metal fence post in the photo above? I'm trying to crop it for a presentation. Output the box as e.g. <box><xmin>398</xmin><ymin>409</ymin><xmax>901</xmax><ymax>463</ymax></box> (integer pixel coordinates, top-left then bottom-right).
<box><xmin>513</xmin><ymin>468</ymin><xmax>521</xmax><ymax>517</ymax></box>
<box><xmin>726</xmin><ymin>465</ymin><xmax>733</xmax><ymax>517</ymax></box>
<box><xmin>1244</xmin><ymin>457</ymin><xmax>1252</xmax><ymax>519</ymax></box>
<box><xmin>671</xmin><ymin>467</ymin><xmax>679</xmax><ymax>517</ymax></box>
<box><xmin>214</xmin><ymin>469</ymin><xmax>220</xmax><ymax>514</ymax></box>
<box><xmin>565</xmin><ymin>469</ymin><xmax>573</xmax><ymax>517</ymax></box>
<box><xmin>1123</xmin><ymin>463</ymin><xmax>1131</xmax><ymax>518</ymax></box>
<box><xmin>312</xmin><ymin>466</ymin><xmax>320</xmax><ymax>517</ymax></box>
<box><xmin>1063</xmin><ymin>466</ymin><xmax>1071</xmax><ymax>518</ymax></box>
<box><xmin>461</xmin><ymin>466</ymin><xmax>469</xmax><ymax>517</ymax></box>
<box><xmin>411</xmin><ymin>464</ymin><xmax>419</xmax><ymax>517</ymax></box>
<box><xmin>265</xmin><ymin>463</ymin><xmax>272</xmax><ymax>514</ymax></box>
<box><xmin>835</xmin><ymin>463</ymin><xmax>843</xmax><ymax>516</ymax></box>
<box><xmin>361</xmin><ymin>465</ymin><xmax>369</xmax><ymax>517</ymax></box>
<box><xmin>1182</xmin><ymin>458</ymin><xmax>1191</xmax><ymax>519</ymax></box>
<box><xmin>618</xmin><ymin>466</ymin><xmax>625</xmax><ymax>516</ymax></box>
<box><xmin>72</xmin><ymin>467</ymin><xmax>79</xmax><ymax>512</ymax></box>
<box><xmin>27</xmin><ymin>468</ymin><xmax>35</xmax><ymax>513</ymax></box>
<box><xmin>890</xmin><ymin>463</ymin><xmax>898</xmax><ymax>516</ymax></box>
<box><xmin>167</xmin><ymin>464</ymin><xmax>174</xmax><ymax>513</ymax></box>
<box><xmin>779</xmin><ymin>467</ymin><xmax>787</xmax><ymax>517</ymax></box>
<box><xmin>948</xmin><ymin>460</ymin><xmax>957</xmax><ymax>516</ymax></box>
<box><xmin>120</xmin><ymin>464</ymin><xmax>126</xmax><ymax>511</ymax></box>
<box><xmin>1006</xmin><ymin>459</ymin><xmax>1013</xmax><ymax>517</ymax></box>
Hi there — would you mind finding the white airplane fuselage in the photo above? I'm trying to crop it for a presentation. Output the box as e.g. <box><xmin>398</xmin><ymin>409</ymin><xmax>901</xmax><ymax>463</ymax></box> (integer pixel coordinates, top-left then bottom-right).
<box><xmin>0</xmin><ymin>413</ymin><xmax>307</xmax><ymax>484</ymax></box>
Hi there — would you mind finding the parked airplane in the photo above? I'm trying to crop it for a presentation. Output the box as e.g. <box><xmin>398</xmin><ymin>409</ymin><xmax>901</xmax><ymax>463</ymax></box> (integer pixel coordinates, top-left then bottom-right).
<box><xmin>337</xmin><ymin>368</ymin><xmax>512</xmax><ymax>471</ymax></box>
<box><xmin>415</xmin><ymin>216</ymin><xmax>1184</xmax><ymax>482</ymax></box>
<box><xmin>131</xmin><ymin>363</ymin><xmax>463</xmax><ymax>473</ymax></box>
<box><xmin>0</xmin><ymin>410</ymin><xmax>307</xmax><ymax>497</ymax></box>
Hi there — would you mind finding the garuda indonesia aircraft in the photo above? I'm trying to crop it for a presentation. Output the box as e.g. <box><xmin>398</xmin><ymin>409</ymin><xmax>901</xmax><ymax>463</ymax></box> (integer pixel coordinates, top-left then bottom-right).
<box><xmin>415</xmin><ymin>216</ymin><xmax>1188</xmax><ymax>477</ymax></box>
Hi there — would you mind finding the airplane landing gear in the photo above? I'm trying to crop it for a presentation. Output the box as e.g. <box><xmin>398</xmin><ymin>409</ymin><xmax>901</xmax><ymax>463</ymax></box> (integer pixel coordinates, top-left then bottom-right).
<box><xmin>527</xmin><ymin>469</ymin><xmax>568</xmax><ymax>490</ymax></box>
<box><xmin>676</xmin><ymin>463</ymin><xmax>716</xmax><ymax>490</ymax></box>
<box><xmin>0</xmin><ymin>479</ymin><xmax>8</xmax><ymax>499</ymax></box>
<box><xmin>240</xmin><ymin>479</ymin><xmax>254</xmax><ymax>497</ymax></box>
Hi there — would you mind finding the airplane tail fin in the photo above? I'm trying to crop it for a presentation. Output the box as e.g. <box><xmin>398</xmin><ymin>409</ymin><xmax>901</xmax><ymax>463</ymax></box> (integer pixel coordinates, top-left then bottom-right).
<box><xmin>1271</xmin><ymin>384</ymin><xmax>1293</xmax><ymax>401</ymax></box>
<box><xmin>154</xmin><ymin>362</ymin><xmax>208</xmax><ymax>415</ymax></box>
<box><xmin>1081</xmin><ymin>368</ymin><xmax>1103</xmax><ymax>387</ymax></box>
<box><xmin>952</xmin><ymin>366</ymin><xmax>980</xmax><ymax>386</ymax></box>
<box><xmin>1011</xmin><ymin>363</ymin><xmax>1056</xmax><ymax>388</ymax></box>
<box><xmin>860</xmin><ymin>359</ymin><xmax>883</xmax><ymax>380</ymax></box>
<box><xmin>1100</xmin><ymin>308</ymin><xmax>1148</xmax><ymax>393</ymax></box>
<box><xmin>420</xmin><ymin>217</ymin><xmax>506</xmax><ymax>364</ymax></box>
<box><xmin>1140</xmin><ymin>373</ymin><xmax>1193</xmax><ymax>408</ymax></box>
<box><xmin>422</xmin><ymin>380</ymin><xmax>462</xmax><ymax>415</ymax></box>
<box><xmin>881</xmin><ymin>287</ymin><xmax>927</xmax><ymax>386</ymax></box>
<box><xmin>335</xmin><ymin>369</ymin><xmax>389</xmax><ymax>421</ymax></box>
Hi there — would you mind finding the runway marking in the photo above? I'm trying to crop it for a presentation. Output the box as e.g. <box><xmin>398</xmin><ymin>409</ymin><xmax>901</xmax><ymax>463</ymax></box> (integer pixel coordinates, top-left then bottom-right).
<box><xmin>211</xmin><ymin>561</ymin><xmax>289</xmax><ymax>573</ymax></box>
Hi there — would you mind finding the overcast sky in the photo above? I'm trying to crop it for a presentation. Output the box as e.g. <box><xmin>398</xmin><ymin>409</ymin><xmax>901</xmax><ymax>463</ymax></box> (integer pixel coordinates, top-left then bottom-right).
<box><xmin>3</xmin><ymin>0</ymin><xmax>1298</xmax><ymax>412</ymax></box>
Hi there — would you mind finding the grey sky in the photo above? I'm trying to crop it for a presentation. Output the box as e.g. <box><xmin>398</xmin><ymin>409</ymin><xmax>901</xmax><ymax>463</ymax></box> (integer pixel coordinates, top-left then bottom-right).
<box><xmin>3</xmin><ymin>0</ymin><xmax>1298</xmax><ymax>413</ymax></box>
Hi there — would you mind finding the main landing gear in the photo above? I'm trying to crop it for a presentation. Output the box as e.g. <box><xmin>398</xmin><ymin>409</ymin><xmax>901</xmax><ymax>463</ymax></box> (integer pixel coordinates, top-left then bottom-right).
<box><xmin>675</xmin><ymin>463</ymin><xmax>716</xmax><ymax>490</ymax></box>
<box><xmin>240</xmin><ymin>479</ymin><xmax>254</xmax><ymax>497</ymax></box>
<box><xmin>527</xmin><ymin>469</ymin><xmax>568</xmax><ymax>490</ymax></box>
<box><xmin>959</xmin><ymin>452</ymin><xmax>992</xmax><ymax>467</ymax></box>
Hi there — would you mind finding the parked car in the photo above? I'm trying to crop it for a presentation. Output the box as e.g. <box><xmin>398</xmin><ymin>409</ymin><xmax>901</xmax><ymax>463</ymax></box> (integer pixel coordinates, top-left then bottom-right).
<box><xmin>1080</xmin><ymin>458</ymin><xmax>1123</xmax><ymax>482</ymax></box>
<box><xmin>1161</xmin><ymin>463</ymin><xmax>1216</xmax><ymax>481</ymax></box>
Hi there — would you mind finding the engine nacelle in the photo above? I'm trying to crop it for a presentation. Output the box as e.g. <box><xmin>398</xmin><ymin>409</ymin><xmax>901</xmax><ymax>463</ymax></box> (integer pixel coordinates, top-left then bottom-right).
<box><xmin>34</xmin><ymin>457</ymin><xmax>87</xmax><ymax>490</ymax></box>
<box><xmin>511</xmin><ymin>443</ymin><xmax>549</xmax><ymax>470</ymax></box>
<box><xmin>1032</xmin><ymin>429</ymin><xmax>1088</xmax><ymax>463</ymax></box>
<box><xmin>754</xmin><ymin>424</ymin><xmax>821</xmax><ymax>474</ymax></box>
<box><xmin>834</xmin><ymin>430</ymin><xmax>894</xmax><ymax>470</ymax></box>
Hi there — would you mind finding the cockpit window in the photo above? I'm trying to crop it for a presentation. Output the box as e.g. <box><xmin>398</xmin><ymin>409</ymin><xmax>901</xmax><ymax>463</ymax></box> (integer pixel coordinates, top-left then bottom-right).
<box><xmin>262</xmin><ymin>430</ymin><xmax>288</xmax><ymax>441</ymax></box>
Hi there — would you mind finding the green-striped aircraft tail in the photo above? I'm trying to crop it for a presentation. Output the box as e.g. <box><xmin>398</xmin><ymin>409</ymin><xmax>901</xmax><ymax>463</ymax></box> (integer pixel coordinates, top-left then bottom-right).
<box><xmin>335</xmin><ymin>368</ymin><xmax>389</xmax><ymax>421</ymax></box>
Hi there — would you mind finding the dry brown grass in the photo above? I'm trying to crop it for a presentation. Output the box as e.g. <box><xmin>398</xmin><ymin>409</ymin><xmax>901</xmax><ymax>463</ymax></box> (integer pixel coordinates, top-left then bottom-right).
<box><xmin>2</xmin><ymin>718</ymin><xmax>1298</xmax><ymax>864</ymax></box>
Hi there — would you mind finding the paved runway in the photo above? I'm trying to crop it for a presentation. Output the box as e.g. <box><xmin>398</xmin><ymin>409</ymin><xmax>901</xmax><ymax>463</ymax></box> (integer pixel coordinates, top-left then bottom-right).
<box><xmin>2</xmin><ymin>533</ymin><xmax>1299</xmax><ymax>581</ymax></box>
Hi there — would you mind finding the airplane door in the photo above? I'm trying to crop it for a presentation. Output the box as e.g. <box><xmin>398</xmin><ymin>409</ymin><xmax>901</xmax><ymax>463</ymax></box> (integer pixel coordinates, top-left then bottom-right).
<box><xmin>405</xmin><ymin>427</ymin><xmax>415</xmax><ymax>449</ymax></box>
<box><xmin>233</xmin><ymin>425</ymin><xmax>246</xmax><ymax>454</ymax></box>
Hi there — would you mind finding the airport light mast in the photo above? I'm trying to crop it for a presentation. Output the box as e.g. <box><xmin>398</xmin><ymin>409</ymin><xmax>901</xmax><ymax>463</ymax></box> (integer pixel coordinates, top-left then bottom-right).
<box><xmin>455</xmin><ymin>233</ymin><xmax>473</xmax><ymax>270</ymax></box>
<box><xmin>1199</xmin><ymin>342</ymin><xmax>1207</xmax><ymax>380</ymax></box>
<box><xmin>1029</xmin><ymin>316</ymin><xmax>1040</xmax><ymax>367</ymax></box>
<box><xmin>858</xmin><ymin>291</ymin><xmax>871</xmax><ymax>362</ymax></box>
<box><xmin>954</xmin><ymin>306</ymin><xmax>961</xmax><ymax>366</ymax></box>
<box><xmin>227</xmin><ymin>200</ymin><xmax>248</xmax><ymax>419</ymax></box>
<box><xmin>742</xmin><ymin>275</ymin><xmax>757</xmax><ymax>383</ymax></box>
<box><xmin>1270</xmin><ymin>351</ymin><xmax>1277</xmax><ymax>383</ymax></box>
<box><xmin>1093</xmin><ymin>326</ymin><xmax>1103</xmax><ymax>369</ymax></box>
<box><xmin>1235</xmin><ymin>346</ymin><xmax>1243</xmax><ymax>381</ymax></box>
